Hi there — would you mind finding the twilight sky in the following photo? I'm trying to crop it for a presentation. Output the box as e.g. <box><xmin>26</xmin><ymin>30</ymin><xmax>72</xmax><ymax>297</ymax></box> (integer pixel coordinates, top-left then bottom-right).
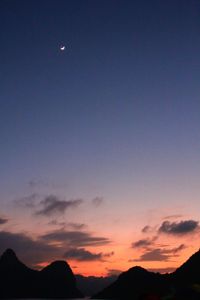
<box><xmin>1</xmin><ymin>0</ymin><xmax>200</xmax><ymax>276</ymax></box>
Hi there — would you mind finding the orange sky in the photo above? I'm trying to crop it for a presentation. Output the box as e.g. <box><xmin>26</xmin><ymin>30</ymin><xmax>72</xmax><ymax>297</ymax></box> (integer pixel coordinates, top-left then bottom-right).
<box><xmin>1</xmin><ymin>198</ymin><xmax>200</xmax><ymax>276</ymax></box>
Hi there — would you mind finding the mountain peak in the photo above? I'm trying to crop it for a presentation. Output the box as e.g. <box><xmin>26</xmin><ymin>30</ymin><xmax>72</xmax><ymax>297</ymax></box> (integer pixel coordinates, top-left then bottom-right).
<box><xmin>41</xmin><ymin>260</ymin><xmax>76</xmax><ymax>284</ymax></box>
<box><xmin>42</xmin><ymin>260</ymin><xmax>72</xmax><ymax>273</ymax></box>
<box><xmin>1</xmin><ymin>248</ymin><xmax>18</xmax><ymax>261</ymax></box>
<box><xmin>0</xmin><ymin>249</ymin><xmax>83</xmax><ymax>298</ymax></box>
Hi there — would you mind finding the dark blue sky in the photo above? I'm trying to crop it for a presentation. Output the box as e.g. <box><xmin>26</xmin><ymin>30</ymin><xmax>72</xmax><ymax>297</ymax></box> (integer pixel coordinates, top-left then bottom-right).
<box><xmin>1</xmin><ymin>0</ymin><xmax>200</xmax><ymax>274</ymax></box>
<box><xmin>1</xmin><ymin>0</ymin><xmax>200</xmax><ymax>193</ymax></box>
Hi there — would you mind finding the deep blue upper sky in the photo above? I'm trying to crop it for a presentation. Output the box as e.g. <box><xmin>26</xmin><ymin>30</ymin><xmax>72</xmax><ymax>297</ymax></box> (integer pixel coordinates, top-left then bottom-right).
<box><xmin>1</xmin><ymin>0</ymin><xmax>200</xmax><ymax>207</ymax></box>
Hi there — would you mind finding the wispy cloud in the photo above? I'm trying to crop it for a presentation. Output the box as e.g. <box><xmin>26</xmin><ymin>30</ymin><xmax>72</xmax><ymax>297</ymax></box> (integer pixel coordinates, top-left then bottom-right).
<box><xmin>141</xmin><ymin>225</ymin><xmax>155</xmax><ymax>233</ymax></box>
<box><xmin>132</xmin><ymin>244</ymin><xmax>186</xmax><ymax>262</ymax></box>
<box><xmin>16</xmin><ymin>193</ymin><xmax>39</xmax><ymax>208</ymax></box>
<box><xmin>36</xmin><ymin>195</ymin><xmax>83</xmax><ymax>216</ymax></box>
<box><xmin>92</xmin><ymin>197</ymin><xmax>104</xmax><ymax>207</ymax></box>
<box><xmin>158</xmin><ymin>220</ymin><xmax>199</xmax><ymax>235</ymax></box>
<box><xmin>48</xmin><ymin>220</ymin><xmax>86</xmax><ymax>230</ymax></box>
<box><xmin>67</xmin><ymin>223</ymin><xmax>87</xmax><ymax>230</ymax></box>
<box><xmin>40</xmin><ymin>229</ymin><xmax>111</xmax><ymax>247</ymax></box>
<box><xmin>28</xmin><ymin>179</ymin><xmax>67</xmax><ymax>189</ymax></box>
<box><xmin>132</xmin><ymin>236</ymin><xmax>157</xmax><ymax>248</ymax></box>
<box><xmin>64</xmin><ymin>248</ymin><xmax>114</xmax><ymax>262</ymax></box>
<box><xmin>162</xmin><ymin>214</ymin><xmax>183</xmax><ymax>220</ymax></box>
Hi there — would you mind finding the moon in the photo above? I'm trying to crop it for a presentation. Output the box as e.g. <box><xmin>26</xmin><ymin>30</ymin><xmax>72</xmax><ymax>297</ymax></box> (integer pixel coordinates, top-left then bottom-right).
<box><xmin>60</xmin><ymin>45</ymin><xmax>66</xmax><ymax>51</ymax></box>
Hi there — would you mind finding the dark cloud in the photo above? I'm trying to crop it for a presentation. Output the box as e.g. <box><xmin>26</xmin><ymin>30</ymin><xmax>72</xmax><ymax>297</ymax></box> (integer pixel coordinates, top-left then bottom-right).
<box><xmin>141</xmin><ymin>225</ymin><xmax>153</xmax><ymax>233</ymax></box>
<box><xmin>40</xmin><ymin>229</ymin><xmax>111</xmax><ymax>247</ymax></box>
<box><xmin>0</xmin><ymin>217</ymin><xmax>8</xmax><ymax>225</ymax></box>
<box><xmin>132</xmin><ymin>244</ymin><xmax>185</xmax><ymax>262</ymax></box>
<box><xmin>36</xmin><ymin>195</ymin><xmax>83</xmax><ymax>216</ymax></box>
<box><xmin>132</xmin><ymin>237</ymin><xmax>157</xmax><ymax>248</ymax></box>
<box><xmin>0</xmin><ymin>231</ymin><xmax>60</xmax><ymax>267</ymax></box>
<box><xmin>92</xmin><ymin>197</ymin><xmax>104</xmax><ymax>207</ymax></box>
<box><xmin>158</xmin><ymin>220</ymin><xmax>199</xmax><ymax>235</ymax></box>
<box><xmin>64</xmin><ymin>248</ymin><xmax>113</xmax><ymax>262</ymax></box>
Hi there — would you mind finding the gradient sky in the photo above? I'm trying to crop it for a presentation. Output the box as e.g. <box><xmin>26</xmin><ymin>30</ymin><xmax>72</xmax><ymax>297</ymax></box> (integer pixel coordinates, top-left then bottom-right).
<box><xmin>1</xmin><ymin>0</ymin><xmax>200</xmax><ymax>276</ymax></box>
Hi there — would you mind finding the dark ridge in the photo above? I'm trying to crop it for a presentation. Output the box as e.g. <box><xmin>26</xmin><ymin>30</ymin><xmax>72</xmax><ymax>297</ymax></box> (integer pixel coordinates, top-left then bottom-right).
<box><xmin>0</xmin><ymin>249</ymin><xmax>83</xmax><ymax>298</ymax></box>
<box><xmin>2</xmin><ymin>248</ymin><xmax>200</xmax><ymax>299</ymax></box>
<box><xmin>75</xmin><ymin>274</ymin><xmax>117</xmax><ymax>296</ymax></box>
<box><xmin>92</xmin><ymin>250</ymin><xmax>200</xmax><ymax>299</ymax></box>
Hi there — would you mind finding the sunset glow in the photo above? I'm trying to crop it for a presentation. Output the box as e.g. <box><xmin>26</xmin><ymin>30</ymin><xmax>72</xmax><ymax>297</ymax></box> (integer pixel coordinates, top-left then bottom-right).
<box><xmin>1</xmin><ymin>0</ymin><xmax>200</xmax><ymax>278</ymax></box>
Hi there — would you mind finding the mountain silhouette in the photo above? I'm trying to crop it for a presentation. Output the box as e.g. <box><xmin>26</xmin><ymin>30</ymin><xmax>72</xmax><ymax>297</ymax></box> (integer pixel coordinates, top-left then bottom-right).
<box><xmin>93</xmin><ymin>249</ymin><xmax>200</xmax><ymax>300</ymax></box>
<box><xmin>2</xmin><ymin>248</ymin><xmax>200</xmax><ymax>299</ymax></box>
<box><xmin>75</xmin><ymin>274</ymin><xmax>117</xmax><ymax>296</ymax></box>
<box><xmin>92</xmin><ymin>266</ymin><xmax>171</xmax><ymax>299</ymax></box>
<box><xmin>0</xmin><ymin>248</ymin><xmax>83</xmax><ymax>298</ymax></box>
<box><xmin>171</xmin><ymin>249</ymin><xmax>200</xmax><ymax>299</ymax></box>
<box><xmin>173</xmin><ymin>249</ymin><xmax>200</xmax><ymax>282</ymax></box>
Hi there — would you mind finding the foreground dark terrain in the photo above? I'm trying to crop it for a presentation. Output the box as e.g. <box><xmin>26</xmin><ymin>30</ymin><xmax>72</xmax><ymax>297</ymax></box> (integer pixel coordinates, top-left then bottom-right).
<box><xmin>0</xmin><ymin>249</ymin><xmax>83</xmax><ymax>298</ymax></box>
<box><xmin>93</xmin><ymin>249</ymin><xmax>200</xmax><ymax>299</ymax></box>
<box><xmin>1</xmin><ymin>248</ymin><xmax>200</xmax><ymax>299</ymax></box>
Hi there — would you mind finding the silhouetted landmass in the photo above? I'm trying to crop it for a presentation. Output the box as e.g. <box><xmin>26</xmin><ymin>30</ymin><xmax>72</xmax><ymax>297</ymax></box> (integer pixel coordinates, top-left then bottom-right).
<box><xmin>0</xmin><ymin>248</ymin><xmax>83</xmax><ymax>298</ymax></box>
<box><xmin>2</xmin><ymin>248</ymin><xmax>200</xmax><ymax>299</ymax></box>
<box><xmin>92</xmin><ymin>266</ymin><xmax>170</xmax><ymax>299</ymax></box>
<box><xmin>75</xmin><ymin>274</ymin><xmax>117</xmax><ymax>296</ymax></box>
<box><xmin>93</xmin><ymin>249</ymin><xmax>200</xmax><ymax>299</ymax></box>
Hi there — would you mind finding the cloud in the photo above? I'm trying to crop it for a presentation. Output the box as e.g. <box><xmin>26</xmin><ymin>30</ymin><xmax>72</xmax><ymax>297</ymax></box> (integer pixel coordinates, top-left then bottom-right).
<box><xmin>48</xmin><ymin>220</ymin><xmax>86</xmax><ymax>230</ymax></box>
<box><xmin>28</xmin><ymin>179</ymin><xmax>67</xmax><ymax>189</ymax></box>
<box><xmin>132</xmin><ymin>237</ymin><xmax>157</xmax><ymax>248</ymax></box>
<box><xmin>172</xmin><ymin>244</ymin><xmax>186</xmax><ymax>253</ymax></box>
<box><xmin>132</xmin><ymin>244</ymin><xmax>185</xmax><ymax>262</ymax></box>
<box><xmin>163</xmin><ymin>214</ymin><xmax>183</xmax><ymax>220</ymax></box>
<box><xmin>36</xmin><ymin>195</ymin><xmax>83</xmax><ymax>216</ymax></box>
<box><xmin>92</xmin><ymin>197</ymin><xmax>104</xmax><ymax>207</ymax></box>
<box><xmin>0</xmin><ymin>217</ymin><xmax>8</xmax><ymax>225</ymax></box>
<box><xmin>48</xmin><ymin>220</ymin><xmax>66</xmax><ymax>227</ymax></box>
<box><xmin>16</xmin><ymin>193</ymin><xmax>39</xmax><ymax>208</ymax></box>
<box><xmin>64</xmin><ymin>248</ymin><xmax>114</xmax><ymax>262</ymax></box>
<box><xmin>0</xmin><ymin>231</ymin><xmax>60</xmax><ymax>267</ymax></box>
<box><xmin>40</xmin><ymin>229</ymin><xmax>111</xmax><ymax>247</ymax></box>
<box><xmin>133</xmin><ymin>249</ymin><xmax>170</xmax><ymax>262</ymax></box>
<box><xmin>67</xmin><ymin>223</ymin><xmax>87</xmax><ymax>230</ymax></box>
<box><xmin>141</xmin><ymin>225</ymin><xmax>154</xmax><ymax>233</ymax></box>
<box><xmin>158</xmin><ymin>220</ymin><xmax>199</xmax><ymax>235</ymax></box>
